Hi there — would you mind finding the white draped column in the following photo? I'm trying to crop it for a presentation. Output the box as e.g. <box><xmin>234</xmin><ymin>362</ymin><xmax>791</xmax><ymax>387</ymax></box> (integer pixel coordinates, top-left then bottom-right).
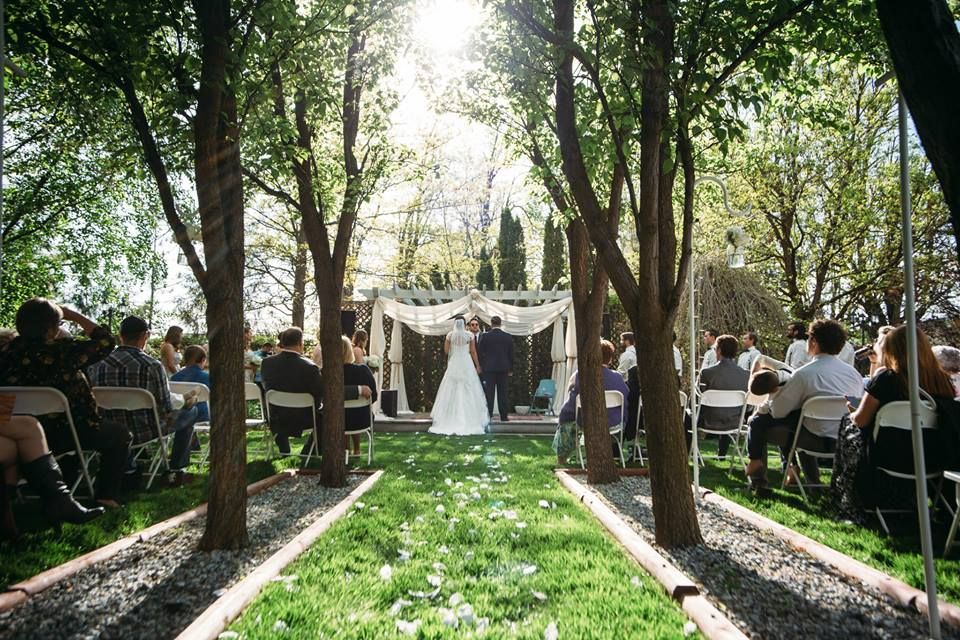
<box><xmin>369</xmin><ymin>300</ymin><xmax>386</xmax><ymax>414</ymax></box>
<box><xmin>550</xmin><ymin>317</ymin><xmax>566</xmax><ymax>415</ymax></box>
<box><xmin>389</xmin><ymin>318</ymin><xmax>411</xmax><ymax>414</ymax></box>
<box><xmin>564</xmin><ymin>304</ymin><xmax>578</xmax><ymax>387</ymax></box>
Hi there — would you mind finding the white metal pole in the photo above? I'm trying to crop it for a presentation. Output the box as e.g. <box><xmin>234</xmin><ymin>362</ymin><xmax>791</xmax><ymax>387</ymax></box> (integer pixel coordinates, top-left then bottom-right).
<box><xmin>1</xmin><ymin>0</ymin><xmax>6</xmax><ymax>296</ymax></box>
<box><xmin>898</xmin><ymin>88</ymin><xmax>941</xmax><ymax>640</ymax></box>
<box><xmin>689</xmin><ymin>250</ymin><xmax>700</xmax><ymax>498</ymax></box>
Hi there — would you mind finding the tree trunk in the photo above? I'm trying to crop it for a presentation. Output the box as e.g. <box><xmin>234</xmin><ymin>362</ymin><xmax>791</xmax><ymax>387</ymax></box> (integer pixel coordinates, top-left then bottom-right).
<box><xmin>194</xmin><ymin>0</ymin><xmax>248</xmax><ymax>550</ymax></box>
<box><xmin>566</xmin><ymin>221</ymin><xmax>618</xmax><ymax>484</ymax></box>
<box><xmin>317</xmin><ymin>298</ymin><xmax>347</xmax><ymax>487</ymax></box>
<box><xmin>876</xmin><ymin>0</ymin><xmax>960</xmax><ymax>260</ymax></box>
<box><xmin>292</xmin><ymin>225</ymin><xmax>307</xmax><ymax>328</ymax></box>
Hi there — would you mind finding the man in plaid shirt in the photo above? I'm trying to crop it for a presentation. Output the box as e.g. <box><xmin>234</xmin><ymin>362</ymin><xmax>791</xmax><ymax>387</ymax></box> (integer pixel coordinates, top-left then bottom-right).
<box><xmin>87</xmin><ymin>316</ymin><xmax>200</xmax><ymax>485</ymax></box>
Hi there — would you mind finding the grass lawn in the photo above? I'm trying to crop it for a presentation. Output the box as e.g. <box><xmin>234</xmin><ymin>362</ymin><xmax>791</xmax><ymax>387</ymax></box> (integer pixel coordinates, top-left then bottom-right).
<box><xmin>0</xmin><ymin>430</ymin><xmax>299</xmax><ymax>587</ymax></box>
<box><xmin>229</xmin><ymin>433</ymin><xmax>696</xmax><ymax>639</ymax></box>
<box><xmin>691</xmin><ymin>437</ymin><xmax>960</xmax><ymax>605</ymax></box>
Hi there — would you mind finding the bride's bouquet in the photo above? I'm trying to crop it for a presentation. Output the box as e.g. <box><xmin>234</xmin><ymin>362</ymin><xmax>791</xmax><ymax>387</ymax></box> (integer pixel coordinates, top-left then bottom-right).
<box><xmin>364</xmin><ymin>355</ymin><xmax>382</xmax><ymax>370</ymax></box>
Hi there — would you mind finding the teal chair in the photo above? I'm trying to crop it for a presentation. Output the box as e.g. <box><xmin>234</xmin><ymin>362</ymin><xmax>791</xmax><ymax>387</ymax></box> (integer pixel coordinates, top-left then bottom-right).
<box><xmin>530</xmin><ymin>379</ymin><xmax>557</xmax><ymax>416</ymax></box>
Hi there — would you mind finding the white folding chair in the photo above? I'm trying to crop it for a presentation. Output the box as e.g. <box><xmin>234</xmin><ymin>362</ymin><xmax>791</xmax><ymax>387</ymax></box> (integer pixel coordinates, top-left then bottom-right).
<box><xmin>575</xmin><ymin>391</ymin><xmax>626</xmax><ymax>469</ymax></box>
<box><xmin>943</xmin><ymin>471</ymin><xmax>960</xmax><ymax>556</ymax></box>
<box><xmin>781</xmin><ymin>395</ymin><xmax>848</xmax><ymax>500</ymax></box>
<box><xmin>244</xmin><ymin>382</ymin><xmax>275</xmax><ymax>460</ymax></box>
<box><xmin>0</xmin><ymin>386</ymin><xmax>97</xmax><ymax>497</ymax></box>
<box><xmin>692</xmin><ymin>390</ymin><xmax>748</xmax><ymax>469</ymax></box>
<box><xmin>632</xmin><ymin>393</ymin><xmax>644</xmax><ymax>465</ymax></box>
<box><xmin>169</xmin><ymin>381</ymin><xmax>211</xmax><ymax>465</ymax></box>
<box><xmin>344</xmin><ymin>396</ymin><xmax>374</xmax><ymax>466</ymax></box>
<box><xmin>92</xmin><ymin>386</ymin><xmax>170</xmax><ymax>489</ymax></box>
<box><xmin>264</xmin><ymin>390</ymin><xmax>318</xmax><ymax>467</ymax></box>
<box><xmin>871</xmin><ymin>396</ymin><xmax>945</xmax><ymax>535</ymax></box>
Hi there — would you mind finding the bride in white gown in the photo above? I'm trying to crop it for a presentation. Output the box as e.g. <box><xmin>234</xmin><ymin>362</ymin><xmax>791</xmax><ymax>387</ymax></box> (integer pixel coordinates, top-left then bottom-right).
<box><xmin>429</xmin><ymin>318</ymin><xmax>490</xmax><ymax>435</ymax></box>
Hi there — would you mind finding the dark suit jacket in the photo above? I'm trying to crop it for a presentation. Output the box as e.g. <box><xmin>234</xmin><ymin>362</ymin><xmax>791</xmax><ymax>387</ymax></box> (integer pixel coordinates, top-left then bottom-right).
<box><xmin>697</xmin><ymin>358</ymin><xmax>749</xmax><ymax>429</ymax></box>
<box><xmin>260</xmin><ymin>350</ymin><xmax>359</xmax><ymax>437</ymax></box>
<box><xmin>344</xmin><ymin>363</ymin><xmax>377</xmax><ymax>431</ymax></box>
<box><xmin>477</xmin><ymin>328</ymin><xmax>513</xmax><ymax>373</ymax></box>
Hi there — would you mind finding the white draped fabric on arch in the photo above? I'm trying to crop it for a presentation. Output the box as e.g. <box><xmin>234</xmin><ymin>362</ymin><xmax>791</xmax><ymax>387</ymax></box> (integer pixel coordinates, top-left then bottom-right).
<box><xmin>367</xmin><ymin>289</ymin><xmax>576</xmax><ymax>416</ymax></box>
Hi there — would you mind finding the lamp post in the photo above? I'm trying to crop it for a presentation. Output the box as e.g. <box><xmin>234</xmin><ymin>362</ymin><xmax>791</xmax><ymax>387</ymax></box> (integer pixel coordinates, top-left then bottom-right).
<box><xmin>689</xmin><ymin>175</ymin><xmax>752</xmax><ymax>498</ymax></box>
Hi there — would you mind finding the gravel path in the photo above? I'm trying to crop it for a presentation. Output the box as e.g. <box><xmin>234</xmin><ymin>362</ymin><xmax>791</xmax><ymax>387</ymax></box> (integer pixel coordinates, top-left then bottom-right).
<box><xmin>0</xmin><ymin>475</ymin><xmax>361</xmax><ymax>640</ymax></box>
<box><xmin>591</xmin><ymin>477</ymin><xmax>959</xmax><ymax>640</ymax></box>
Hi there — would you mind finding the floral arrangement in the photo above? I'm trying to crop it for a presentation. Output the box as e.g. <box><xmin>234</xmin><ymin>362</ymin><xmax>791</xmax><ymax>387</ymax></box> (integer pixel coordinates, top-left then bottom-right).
<box><xmin>724</xmin><ymin>226</ymin><xmax>751</xmax><ymax>249</ymax></box>
<box><xmin>364</xmin><ymin>355</ymin><xmax>382</xmax><ymax>370</ymax></box>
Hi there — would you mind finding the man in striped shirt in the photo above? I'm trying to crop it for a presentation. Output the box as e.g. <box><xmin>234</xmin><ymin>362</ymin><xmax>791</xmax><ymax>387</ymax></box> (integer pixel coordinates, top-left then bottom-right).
<box><xmin>88</xmin><ymin>316</ymin><xmax>200</xmax><ymax>485</ymax></box>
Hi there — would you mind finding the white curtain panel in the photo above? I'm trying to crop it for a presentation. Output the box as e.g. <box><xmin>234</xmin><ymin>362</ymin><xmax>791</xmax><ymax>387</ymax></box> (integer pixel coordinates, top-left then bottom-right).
<box><xmin>389</xmin><ymin>318</ymin><xmax>411</xmax><ymax>414</ymax></box>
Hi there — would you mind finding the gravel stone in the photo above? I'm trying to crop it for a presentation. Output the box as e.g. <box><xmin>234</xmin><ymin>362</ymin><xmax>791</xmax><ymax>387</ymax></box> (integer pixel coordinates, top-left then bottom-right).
<box><xmin>0</xmin><ymin>475</ymin><xmax>361</xmax><ymax>640</ymax></box>
<box><xmin>591</xmin><ymin>476</ymin><xmax>959</xmax><ymax>640</ymax></box>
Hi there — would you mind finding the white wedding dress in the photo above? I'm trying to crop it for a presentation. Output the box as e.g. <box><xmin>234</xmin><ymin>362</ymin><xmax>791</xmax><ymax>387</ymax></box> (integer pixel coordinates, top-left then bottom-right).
<box><xmin>429</xmin><ymin>320</ymin><xmax>490</xmax><ymax>435</ymax></box>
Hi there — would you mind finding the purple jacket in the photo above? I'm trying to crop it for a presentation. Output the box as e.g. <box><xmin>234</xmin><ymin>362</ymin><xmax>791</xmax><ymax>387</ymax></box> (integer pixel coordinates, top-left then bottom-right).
<box><xmin>558</xmin><ymin>366</ymin><xmax>629</xmax><ymax>427</ymax></box>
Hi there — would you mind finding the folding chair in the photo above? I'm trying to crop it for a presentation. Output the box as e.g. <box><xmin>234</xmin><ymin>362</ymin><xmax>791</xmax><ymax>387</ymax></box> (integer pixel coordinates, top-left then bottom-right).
<box><xmin>630</xmin><ymin>390</ymin><xmax>687</xmax><ymax>466</ymax></box>
<box><xmin>692</xmin><ymin>390</ymin><xmax>747</xmax><ymax>470</ymax></box>
<box><xmin>781</xmin><ymin>395</ymin><xmax>848</xmax><ymax>500</ymax></box>
<box><xmin>944</xmin><ymin>471</ymin><xmax>960</xmax><ymax>556</ymax></box>
<box><xmin>0</xmin><ymin>386</ymin><xmax>97</xmax><ymax>498</ymax></box>
<box><xmin>244</xmin><ymin>382</ymin><xmax>275</xmax><ymax>460</ymax></box>
<box><xmin>169</xmin><ymin>381</ymin><xmax>211</xmax><ymax>465</ymax></box>
<box><xmin>530</xmin><ymin>379</ymin><xmax>557</xmax><ymax>416</ymax></box>
<box><xmin>575</xmin><ymin>390</ymin><xmax>626</xmax><ymax>469</ymax></box>
<box><xmin>92</xmin><ymin>386</ymin><xmax>170</xmax><ymax>489</ymax></box>
<box><xmin>264</xmin><ymin>390</ymin><xmax>318</xmax><ymax>467</ymax></box>
<box><xmin>872</xmin><ymin>395</ymin><xmax>945</xmax><ymax>535</ymax></box>
<box><xmin>344</xmin><ymin>396</ymin><xmax>374</xmax><ymax>466</ymax></box>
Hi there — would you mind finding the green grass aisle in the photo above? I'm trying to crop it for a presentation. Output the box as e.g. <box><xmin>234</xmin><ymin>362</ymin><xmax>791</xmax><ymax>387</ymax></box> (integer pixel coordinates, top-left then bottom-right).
<box><xmin>0</xmin><ymin>432</ymin><xmax>299</xmax><ymax>587</ymax></box>
<box><xmin>693</xmin><ymin>440</ymin><xmax>960</xmax><ymax>604</ymax></box>
<box><xmin>229</xmin><ymin>434</ymin><xmax>696</xmax><ymax>639</ymax></box>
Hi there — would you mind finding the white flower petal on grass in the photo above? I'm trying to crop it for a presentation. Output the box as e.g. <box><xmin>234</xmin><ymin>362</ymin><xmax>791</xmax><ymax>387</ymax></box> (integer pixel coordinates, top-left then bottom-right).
<box><xmin>370</xmin><ymin>505</ymin><xmax>379</xmax><ymax>512</ymax></box>
<box><xmin>464</xmin><ymin>551</ymin><xmax>475</xmax><ymax>561</ymax></box>
<box><xmin>520</xmin><ymin>563</ymin><xmax>538</xmax><ymax>576</ymax></box>
<box><xmin>445</xmin><ymin>478</ymin><xmax>453</xmax><ymax>486</ymax></box>
<box><xmin>273</xmin><ymin>620</ymin><xmax>288</xmax><ymax>633</ymax></box>
<box><xmin>389</xmin><ymin>598</ymin><xmax>413</xmax><ymax>616</ymax></box>
<box><xmin>457</xmin><ymin>603</ymin><xmax>475</xmax><ymax>626</ymax></box>
<box><xmin>448</xmin><ymin>592</ymin><xmax>463</xmax><ymax>607</ymax></box>
<box><xmin>408</xmin><ymin>586</ymin><xmax>442</xmax><ymax>599</ymax></box>
<box><xmin>630</xmin><ymin>576</ymin><xmax>642</xmax><ymax>588</ymax></box>
<box><xmin>379</xmin><ymin>564</ymin><xmax>393</xmax><ymax>581</ymax></box>
<box><xmin>396</xmin><ymin>619</ymin><xmax>420</xmax><ymax>635</ymax></box>
<box><xmin>427</xmin><ymin>574</ymin><xmax>443</xmax><ymax>587</ymax></box>
<box><xmin>439</xmin><ymin>607</ymin><xmax>459</xmax><ymax>628</ymax></box>
<box><xmin>502</xmin><ymin>510</ymin><xmax>518</xmax><ymax>520</ymax></box>
<box><xmin>435</xmin><ymin>504</ymin><xmax>446</xmax><ymax>514</ymax></box>
<box><xmin>683</xmin><ymin>621</ymin><xmax>698</xmax><ymax>636</ymax></box>
<box><xmin>218</xmin><ymin>632</ymin><xmax>239</xmax><ymax>639</ymax></box>
<box><xmin>432</xmin><ymin>562</ymin><xmax>447</xmax><ymax>573</ymax></box>
<box><xmin>544</xmin><ymin>621</ymin><xmax>559</xmax><ymax>640</ymax></box>
<box><xmin>435</xmin><ymin>491</ymin><xmax>445</xmax><ymax>497</ymax></box>
<box><xmin>438</xmin><ymin>545</ymin><xmax>450</xmax><ymax>554</ymax></box>
<box><xmin>355</xmin><ymin>502</ymin><xmax>365</xmax><ymax>509</ymax></box>
<box><xmin>476</xmin><ymin>617</ymin><xmax>490</xmax><ymax>634</ymax></box>
<box><xmin>531</xmin><ymin>590</ymin><xmax>547</xmax><ymax>602</ymax></box>
<box><xmin>400</xmin><ymin>521</ymin><xmax>410</xmax><ymax>531</ymax></box>
<box><xmin>415</xmin><ymin>516</ymin><xmax>425</xmax><ymax>523</ymax></box>
<box><xmin>516</xmin><ymin>522</ymin><xmax>527</xmax><ymax>529</ymax></box>
<box><xmin>398</xmin><ymin>549</ymin><xmax>412</xmax><ymax>562</ymax></box>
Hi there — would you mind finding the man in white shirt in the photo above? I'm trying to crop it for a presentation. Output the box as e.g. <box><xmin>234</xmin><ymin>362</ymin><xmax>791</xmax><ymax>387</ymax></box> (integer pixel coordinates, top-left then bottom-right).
<box><xmin>784</xmin><ymin>322</ymin><xmax>812</xmax><ymax>370</ymax></box>
<box><xmin>616</xmin><ymin>332</ymin><xmax>637</xmax><ymax>380</ymax></box>
<box><xmin>744</xmin><ymin>319</ymin><xmax>863</xmax><ymax>492</ymax></box>
<box><xmin>672</xmin><ymin>332</ymin><xmax>682</xmax><ymax>378</ymax></box>
<box><xmin>737</xmin><ymin>332</ymin><xmax>762</xmax><ymax>371</ymax></box>
<box><xmin>700</xmin><ymin>329</ymin><xmax>719</xmax><ymax>370</ymax></box>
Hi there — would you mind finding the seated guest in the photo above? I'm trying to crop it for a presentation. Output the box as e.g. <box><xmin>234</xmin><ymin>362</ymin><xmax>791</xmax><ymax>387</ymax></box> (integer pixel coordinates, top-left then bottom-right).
<box><xmin>0</xmin><ymin>298</ymin><xmax>130</xmax><ymax>506</ymax></box>
<box><xmin>833</xmin><ymin>326</ymin><xmax>957</xmax><ymax>518</ymax></box>
<box><xmin>745</xmin><ymin>319</ymin><xmax>863</xmax><ymax>493</ymax></box>
<box><xmin>171</xmin><ymin>345</ymin><xmax>211</xmax><ymax>423</ymax></box>
<box><xmin>342</xmin><ymin>337</ymin><xmax>377</xmax><ymax>456</ymax></box>
<box><xmin>932</xmin><ymin>345</ymin><xmax>960</xmax><ymax>397</ymax></box>
<box><xmin>88</xmin><ymin>316</ymin><xmax>201</xmax><ymax>486</ymax></box>
<box><xmin>1</xmin><ymin>406</ymin><xmax>103</xmax><ymax>539</ymax></box>
<box><xmin>260</xmin><ymin>327</ymin><xmax>371</xmax><ymax>456</ymax></box>
<box><xmin>552</xmin><ymin>340</ymin><xmax>630</xmax><ymax>465</ymax></box>
<box><xmin>685</xmin><ymin>335</ymin><xmax>748</xmax><ymax>459</ymax></box>
<box><xmin>737</xmin><ymin>332</ymin><xmax>762</xmax><ymax>371</ymax></box>
<box><xmin>617</xmin><ymin>332</ymin><xmax>637</xmax><ymax>381</ymax></box>
<box><xmin>159</xmin><ymin>325</ymin><xmax>183</xmax><ymax>377</ymax></box>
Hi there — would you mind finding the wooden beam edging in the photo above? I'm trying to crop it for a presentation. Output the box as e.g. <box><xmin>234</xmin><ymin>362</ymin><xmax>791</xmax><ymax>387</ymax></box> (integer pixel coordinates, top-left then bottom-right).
<box><xmin>555</xmin><ymin>471</ymin><xmax>747</xmax><ymax>640</ymax></box>
<box><xmin>174</xmin><ymin>470</ymin><xmax>384</xmax><ymax>640</ymax></box>
<box><xmin>697</xmin><ymin>488</ymin><xmax>960</xmax><ymax>629</ymax></box>
<box><xmin>0</xmin><ymin>469</ymin><xmax>298</xmax><ymax>611</ymax></box>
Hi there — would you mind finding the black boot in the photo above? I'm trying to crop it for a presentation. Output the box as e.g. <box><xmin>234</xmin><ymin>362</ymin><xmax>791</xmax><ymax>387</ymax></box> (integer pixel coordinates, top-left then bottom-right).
<box><xmin>1</xmin><ymin>482</ymin><xmax>19</xmax><ymax>541</ymax></box>
<box><xmin>20</xmin><ymin>454</ymin><xmax>104</xmax><ymax>525</ymax></box>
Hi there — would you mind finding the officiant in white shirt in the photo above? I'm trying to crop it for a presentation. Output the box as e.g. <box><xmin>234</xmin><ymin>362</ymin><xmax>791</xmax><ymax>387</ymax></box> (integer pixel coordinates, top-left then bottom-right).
<box><xmin>617</xmin><ymin>332</ymin><xmax>637</xmax><ymax>380</ymax></box>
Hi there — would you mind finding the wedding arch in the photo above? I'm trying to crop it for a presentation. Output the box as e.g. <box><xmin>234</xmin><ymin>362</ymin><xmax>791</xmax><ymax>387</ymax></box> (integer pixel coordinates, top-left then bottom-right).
<box><xmin>358</xmin><ymin>287</ymin><xmax>576</xmax><ymax>416</ymax></box>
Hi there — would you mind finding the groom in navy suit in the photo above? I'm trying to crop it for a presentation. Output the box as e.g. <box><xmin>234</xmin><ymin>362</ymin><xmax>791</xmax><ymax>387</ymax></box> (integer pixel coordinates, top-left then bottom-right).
<box><xmin>477</xmin><ymin>316</ymin><xmax>514</xmax><ymax>422</ymax></box>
